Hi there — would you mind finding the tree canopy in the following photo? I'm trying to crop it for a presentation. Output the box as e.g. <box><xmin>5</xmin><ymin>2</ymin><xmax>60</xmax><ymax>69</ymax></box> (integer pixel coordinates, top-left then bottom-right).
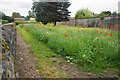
<box><xmin>12</xmin><ymin>12</ymin><xmax>21</xmax><ymax>20</ymax></box>
<box><xmin>112</xmin><ymin>11</ymin><xmax>117</xmax><ymax>16</ymax></box>
<box><xmin>75</xmin><ymin>8</ymin><xmax>93</xmax><ymax>19</ymax></box>
<box><xmin>25</xmin><ymin>10</ymin><xmax>35</xmax><ymax>21</ymax></box>
<box><xmin>32</xmin><ymin>2</ymin><xmax>71</xmax><ymax>26</ymax></box>
<box><xmin>99</xmin><ymin>11</ymin><xmax>112</xmax><ymax>17</ymax></box>
<box><xmin>0</xmin><ymin>11</ymin><xmax>6</xmax><ymax>19</ymax></box>
<box><xmin>0</xmin><ymin>11</ymin><xmax>13</xmax><ymax>22</ymax></box>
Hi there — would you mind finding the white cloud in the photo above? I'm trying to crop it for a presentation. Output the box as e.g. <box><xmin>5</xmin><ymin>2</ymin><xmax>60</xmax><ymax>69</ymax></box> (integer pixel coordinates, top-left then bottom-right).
<box><xmin>69</xmin><ymin>0</ymin><xmax>119</xmax><ymax>17</ymax></box>
<box><xmin>0</xmin><ymin>0</ymin><xmax>33</xmax><ymax>16</ymax></box>
<box><xmin>0</xmin><ymin>0</ymin><xmax>119</xmax><ymax>17</ymax></box>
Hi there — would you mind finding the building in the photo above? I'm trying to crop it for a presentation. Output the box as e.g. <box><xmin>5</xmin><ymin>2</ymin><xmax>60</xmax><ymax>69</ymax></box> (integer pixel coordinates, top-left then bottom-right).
<box><xmin>68</xmin><ymin>17</ymin><xmax>75</xmax><ymax>20</ymax></box>
<box><xmin>14</xmin><ymin>18</ymin><xmax>25</xmax><ymax>22</ymax></box>
<box><xmin>29</xmin><ymin>18</ymin><xmax>36</xmax><ymax>22</ymax></box>
<box><xmin>30</xmin><ymin>18</ymin><xmax>35</xmax><ymax>21</ymax></box>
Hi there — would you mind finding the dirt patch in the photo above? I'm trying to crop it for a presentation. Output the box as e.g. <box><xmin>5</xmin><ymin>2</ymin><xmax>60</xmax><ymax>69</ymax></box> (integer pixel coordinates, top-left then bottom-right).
<box><xmin>16</xmin><ymin>29</ymin><xmax>42</xmax><ymax>78</ymax></box>
<box><xmin>50</xmin><ymin>57</ymin><xmax>98</xmax><ymax>78</ymax></box>
<box><xmin>50</xmin><ymin>57</ymin><xmax>118</xmax><ymax>78</ymax></box>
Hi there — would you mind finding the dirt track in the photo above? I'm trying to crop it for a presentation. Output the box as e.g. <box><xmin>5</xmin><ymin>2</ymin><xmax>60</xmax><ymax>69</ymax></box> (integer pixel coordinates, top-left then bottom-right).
<box><xmin>16</xmin><ymin>29</ymin><xmax>42</xmax><ymax>78</ymax></box>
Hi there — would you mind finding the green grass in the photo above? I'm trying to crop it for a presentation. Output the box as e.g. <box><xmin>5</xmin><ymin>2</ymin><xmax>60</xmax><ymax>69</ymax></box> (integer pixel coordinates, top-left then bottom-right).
<box><xmin>59</xmin><ymin>61</ymin><xmax>65</xmax><ymax>66</ymax></box>
<box><xmin>51</xmin><ymin>60</ymin><xmax>57</xmax><ymax>63</ymax></box>
<box><xmin>18</xmin><ymin>23</ymin><xmax>119</xmax><ymax>74</ymax></box>
<box><xmin>17</xmin><ymin>26</ymin><xmax>66</xmax><ymax>78</ymax></box>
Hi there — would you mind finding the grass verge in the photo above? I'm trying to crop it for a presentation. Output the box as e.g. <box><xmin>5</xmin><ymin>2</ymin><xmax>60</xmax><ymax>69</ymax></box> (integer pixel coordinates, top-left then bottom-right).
<box><xmin>17</xmin><ymin>26</ymin><xmax>66</xmax><ymax>78</ymax></box>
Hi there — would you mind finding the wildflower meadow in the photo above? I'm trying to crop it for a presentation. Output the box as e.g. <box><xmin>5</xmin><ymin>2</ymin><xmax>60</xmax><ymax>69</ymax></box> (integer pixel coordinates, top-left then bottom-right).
<box><xmin>19</xmin><ymin>23</ymin><xmax>119</xmax><ymax>72</ymax></box>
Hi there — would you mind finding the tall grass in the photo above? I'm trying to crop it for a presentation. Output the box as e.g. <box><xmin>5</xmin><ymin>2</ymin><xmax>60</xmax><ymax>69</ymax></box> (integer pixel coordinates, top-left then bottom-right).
<box><xmin>19</xmin><ymin>24</ymin><xmax>119</xmax><ymax>72</ymax></box>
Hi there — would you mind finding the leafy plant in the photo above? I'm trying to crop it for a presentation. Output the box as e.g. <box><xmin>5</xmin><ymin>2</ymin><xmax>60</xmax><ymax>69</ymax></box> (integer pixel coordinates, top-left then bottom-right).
<box><xmin>59</xmin><ymin>61</ymin><xmax>64</xmax><ymax>66</ymax></box>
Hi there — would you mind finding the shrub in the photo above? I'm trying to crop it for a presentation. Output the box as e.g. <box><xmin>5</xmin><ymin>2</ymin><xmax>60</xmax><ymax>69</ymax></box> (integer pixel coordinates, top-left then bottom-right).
<box><xmin>0</xmin><ymin>20</ymin><xmax>9</xmax><ymax>24</ymax></box>
<box><xmin>15</xmin><ymin>22</ymin><xmax>42</xmax><ymax>25</ymax></box>
<box><xmin>100</xmin><ymin>16</ymin><xmax>104</xmax><ymax>20</ymax></box>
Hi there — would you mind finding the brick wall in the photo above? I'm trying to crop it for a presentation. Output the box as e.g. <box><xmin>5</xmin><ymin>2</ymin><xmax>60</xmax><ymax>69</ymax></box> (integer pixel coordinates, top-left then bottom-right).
<box><xmin>57</xmin><ymin>16</ymin><xmax>120</xmax><ymax>31</ymax></box>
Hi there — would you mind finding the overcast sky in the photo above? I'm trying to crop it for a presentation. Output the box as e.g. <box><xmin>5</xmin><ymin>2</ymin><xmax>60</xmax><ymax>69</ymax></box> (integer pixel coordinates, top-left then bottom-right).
<box><xmin>0</xmin><ymin>0</ymin><xmax>119</xmax><ymax>17</ymax></box>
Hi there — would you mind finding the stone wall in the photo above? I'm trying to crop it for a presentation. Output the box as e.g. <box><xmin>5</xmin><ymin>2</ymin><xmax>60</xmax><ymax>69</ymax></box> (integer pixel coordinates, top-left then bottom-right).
<box><xmin>57</xmin><ymin>16</ymin><xmax>120</xmax><ymax>31</ymax></box>
<box><xmin>0</xmin><ymin>23</ymin><xmax>18</xmax><ymax>79</ymax></box>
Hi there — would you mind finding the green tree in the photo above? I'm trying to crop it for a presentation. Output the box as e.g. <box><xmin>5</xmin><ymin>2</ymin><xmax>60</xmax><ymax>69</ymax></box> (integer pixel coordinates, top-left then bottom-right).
<box><xmin>25</xmin><ymin>16</ymin><xmax>30</xmax><ymax>21</ymax></box>
<box><xmin>32</xmin><ymin>2</ymin><xmax>71</xmax><ymax>26</ymax></box>
<box><xmin>99</xmin><ymin>11</ymin><xmax>112</xmax><ymax>20</ymax></box>
<box><xmin>3</xmin><ymin>16</ymin><xmax>13</xmax><ymax>22</ymax></box>
<box><xmin>28</xmin><ymin>10</ymin><xmax>35</xmax><ymax>18</ymax></box>
<box><xmin>0</xmin><ymin>11</ymin><xmax>6</xmax><ymax>19</ymax></box>
<box><xmin>100</xmin><ymin>11</ymin><xmax>111</xmax><ymax>17</ymax></box>
<box><xmin>0</xmin><ymin>11</ymin><xmax>13</xmax><ymax>22</ymax></box>
<box><xmin>21</xmin><ymin>16</ymin><xmax>25</xmax><ymax>18</ymax></box>
<box><xmin>25</xmin><ymin>10</ymin><xmax>35</xmax><ymax>21</ymax></box>
<box><xmin>75</xmin><ymin>8</ymin><xmax>93</xmax><ymax>19</ymax></box>
<box><xmin>12</xmin><ymin>12</ymin><xmax>21</xmax><ymax>20</ymax></box>
<box><xmin>118</xmin><ymin>13</ymin><xmax>120</xmax><ymax>16</ymax></box>
<box><xmin>112</xmin><ymin>11</ymin><xmax>117</xmax><ymax>16</ymax></box>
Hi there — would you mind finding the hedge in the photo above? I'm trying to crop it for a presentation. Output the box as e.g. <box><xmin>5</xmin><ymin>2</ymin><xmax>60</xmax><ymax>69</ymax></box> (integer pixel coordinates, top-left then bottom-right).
<box><xmin>0</xmin><ymin>20</ymin><xmax>9</xmax><ymax>24</ymax></box>
<box><xmin>15</xmin><ymin>22</ymin><xmax>42</xmax><ymax>25</ymax></box>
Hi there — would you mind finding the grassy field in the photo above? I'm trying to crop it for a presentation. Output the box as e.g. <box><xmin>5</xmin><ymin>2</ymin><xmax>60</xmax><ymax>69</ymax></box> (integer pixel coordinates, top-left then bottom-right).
<box><xmin>18</xmin><ymin>23</ymin><xmax>119</xmax><ymax>74</ymax></box>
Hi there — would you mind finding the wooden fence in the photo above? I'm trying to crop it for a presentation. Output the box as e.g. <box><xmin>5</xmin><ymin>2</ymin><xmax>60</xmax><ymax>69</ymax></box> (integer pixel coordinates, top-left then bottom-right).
<box><xmin>0</xmin><ymin>23</ymin><xmax>18</xmax><ymax>78</ymax></box>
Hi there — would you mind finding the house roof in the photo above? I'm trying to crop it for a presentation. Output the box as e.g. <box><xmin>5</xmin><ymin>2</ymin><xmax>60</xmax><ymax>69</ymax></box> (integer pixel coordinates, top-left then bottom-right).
<box><xmin>68</xmin><ymin>17</ymin><xmax>75</xmax><ymax>20</ymax></box>
<box><xmin>14</xmin><ymin>18</ymin><xmax>25</xmax><ymax>20</ymax></box>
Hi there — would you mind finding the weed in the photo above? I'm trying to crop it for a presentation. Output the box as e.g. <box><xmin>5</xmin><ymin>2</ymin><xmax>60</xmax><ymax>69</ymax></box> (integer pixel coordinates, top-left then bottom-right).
<box><xmin>59</xmin><ymin>61</ymin><xmax>65</xmax><ymax>66</ymax></box>
<box><xmin>52</xmin><ymin>60</ymin><xmax>57</xmax><ymax>63</ymax></box>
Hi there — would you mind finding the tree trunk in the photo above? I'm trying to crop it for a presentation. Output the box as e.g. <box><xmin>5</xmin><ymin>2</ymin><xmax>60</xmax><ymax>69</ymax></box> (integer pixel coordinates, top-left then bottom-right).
<box><xmin>54</xmin><ymin>21</ymin><xmax>56</xmax><ymax>26</ymax></box>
